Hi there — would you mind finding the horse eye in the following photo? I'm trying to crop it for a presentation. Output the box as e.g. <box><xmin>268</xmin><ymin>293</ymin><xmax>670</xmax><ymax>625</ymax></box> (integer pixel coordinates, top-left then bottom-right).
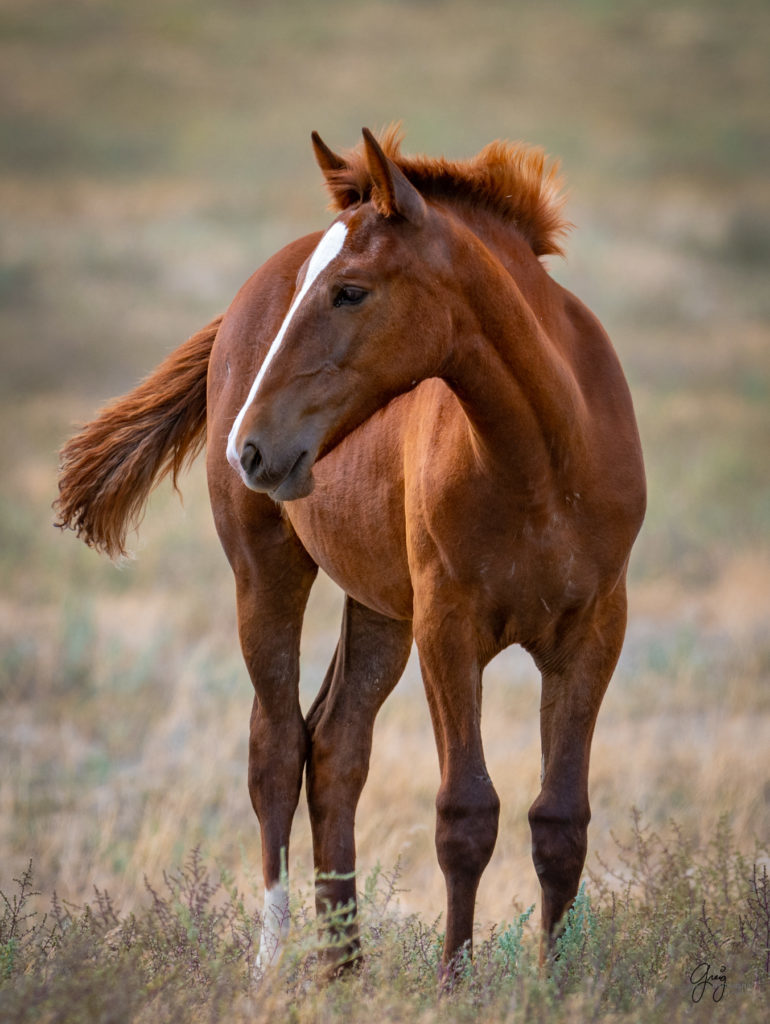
<box><xmin>333</xmin><ymin>286</ymin><xmax>367</xmax><ymax>307</ymax></box>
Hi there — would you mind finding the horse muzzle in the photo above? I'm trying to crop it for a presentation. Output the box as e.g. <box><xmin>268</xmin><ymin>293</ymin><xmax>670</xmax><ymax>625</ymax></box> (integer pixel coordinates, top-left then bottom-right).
<box><xmin>228</xmin><ymin>434</ymin><xmax>316</xmax><ymax>501</ymax></box>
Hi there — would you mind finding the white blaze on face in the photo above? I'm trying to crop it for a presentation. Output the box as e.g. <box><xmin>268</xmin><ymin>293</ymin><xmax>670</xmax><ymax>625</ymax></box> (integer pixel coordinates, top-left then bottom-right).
<box><xmin>226</xmin><ymin>220</ymin><xmax>349</xmax><ymax>472</ymax></box>
<box><xmin>255</xmin><ymin>882</ymin><xmax>290</xmax><ymax>972</ymax></box>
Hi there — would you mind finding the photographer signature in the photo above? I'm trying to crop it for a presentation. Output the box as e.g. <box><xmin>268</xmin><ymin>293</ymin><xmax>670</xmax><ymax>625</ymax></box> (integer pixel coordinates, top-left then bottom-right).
<box><xmin>690</xmin><ymin>962</ymin><xmax>727</xmax><ymax>1003</ymax></box>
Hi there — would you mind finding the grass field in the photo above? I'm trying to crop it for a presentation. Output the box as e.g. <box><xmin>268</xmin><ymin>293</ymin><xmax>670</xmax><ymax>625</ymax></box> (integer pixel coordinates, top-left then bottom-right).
<box><xmin>1</xmin><ymin>0</ymin><xmax>769</xmax><ymax>1019</ymax></box>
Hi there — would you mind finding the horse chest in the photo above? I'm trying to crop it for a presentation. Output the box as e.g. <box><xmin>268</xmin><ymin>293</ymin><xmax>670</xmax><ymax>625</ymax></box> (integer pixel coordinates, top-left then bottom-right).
<box><xmin>287</xmin><ymin>484</ymin><xmax>415</xmax><ymax>621</ymax></box>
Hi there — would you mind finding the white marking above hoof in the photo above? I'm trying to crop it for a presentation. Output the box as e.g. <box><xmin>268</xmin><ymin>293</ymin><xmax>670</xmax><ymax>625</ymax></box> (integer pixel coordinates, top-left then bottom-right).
<box><xmin>255</xmin><ymin>883</ymin><xmax>290</xmax><ymax>975</ymax></box>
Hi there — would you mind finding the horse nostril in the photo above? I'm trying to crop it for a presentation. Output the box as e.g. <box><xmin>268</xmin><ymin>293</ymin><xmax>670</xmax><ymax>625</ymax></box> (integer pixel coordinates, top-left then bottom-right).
<box><xmin>240</xmin><ymin>441</ymin><xmax>262</xmax><ymax>477</ymax></box>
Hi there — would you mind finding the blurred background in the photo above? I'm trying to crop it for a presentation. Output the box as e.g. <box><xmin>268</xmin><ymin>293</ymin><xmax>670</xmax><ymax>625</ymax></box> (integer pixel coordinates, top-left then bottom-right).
<box><xmin>1</xmin><ymin>0</ymin><xmax>768</xmax><ymax>925</ymax></box>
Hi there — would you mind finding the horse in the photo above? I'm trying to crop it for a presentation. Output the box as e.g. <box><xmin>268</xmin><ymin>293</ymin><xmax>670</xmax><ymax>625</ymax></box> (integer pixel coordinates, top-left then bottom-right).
<box><xmin>55</xmin><ymin>126</ymin><xmax>646</xmax><ymax>978</ymax></box>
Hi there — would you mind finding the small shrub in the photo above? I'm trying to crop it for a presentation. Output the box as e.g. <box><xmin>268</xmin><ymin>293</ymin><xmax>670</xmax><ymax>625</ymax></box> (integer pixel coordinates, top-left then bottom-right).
<box><xmin>1</xmin><ymin>815</ymin><xmax>768</xmax><ymax>1022</ymax></box>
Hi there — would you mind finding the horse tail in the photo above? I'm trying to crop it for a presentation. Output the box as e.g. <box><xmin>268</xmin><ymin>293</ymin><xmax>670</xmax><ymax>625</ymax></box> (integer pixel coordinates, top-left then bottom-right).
<box><xmin>54</xmin><ymin>314</ymin><xmax>222</xmax><ymax>560</ymax></box>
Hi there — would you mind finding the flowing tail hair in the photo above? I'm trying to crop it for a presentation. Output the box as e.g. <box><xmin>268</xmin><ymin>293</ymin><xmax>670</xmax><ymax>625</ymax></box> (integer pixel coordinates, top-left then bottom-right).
<box><xmin>54</xmin><ymin>315</ymin><xmax>222</xmax><ymax>560</ymax></box>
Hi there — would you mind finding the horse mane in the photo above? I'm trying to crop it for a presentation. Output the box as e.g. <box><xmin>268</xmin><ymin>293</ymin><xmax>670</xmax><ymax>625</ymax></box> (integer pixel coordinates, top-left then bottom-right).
<box><xmin>323</xmin><ymin>125</ymin><xmax>570</xmax><ymax>258</ymax></box>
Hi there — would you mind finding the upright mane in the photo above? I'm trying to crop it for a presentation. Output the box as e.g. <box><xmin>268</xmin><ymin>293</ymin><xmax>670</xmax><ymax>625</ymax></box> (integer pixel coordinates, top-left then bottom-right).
<box><xmin>322</xmin><ymin>125</ymin><xmax>570</xmax><ymax>258</ymax></box>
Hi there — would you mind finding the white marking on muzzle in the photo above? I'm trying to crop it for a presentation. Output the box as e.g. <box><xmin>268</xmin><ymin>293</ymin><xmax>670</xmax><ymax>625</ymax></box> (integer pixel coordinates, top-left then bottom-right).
<box><xmin>255</xmin><ymin>882</ymin><xmax>290</xmax><ymax>972</ymax></box>
<box><xmin>226</xmin><ymin>220</ymin><xmax>348</xmax><ymax>473</ymax></box>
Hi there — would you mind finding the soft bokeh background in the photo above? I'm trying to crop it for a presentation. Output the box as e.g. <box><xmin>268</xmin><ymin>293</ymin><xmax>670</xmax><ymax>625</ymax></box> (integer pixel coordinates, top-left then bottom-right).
<box><xmin>2</xmin><ymin>0</ymin><xmax>768</xmax><ymax>931</ymax></box>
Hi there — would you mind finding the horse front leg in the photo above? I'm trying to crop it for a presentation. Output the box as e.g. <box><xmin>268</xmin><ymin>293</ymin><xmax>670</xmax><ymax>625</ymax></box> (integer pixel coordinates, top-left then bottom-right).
<box><xmin>305</xmin><ymin>597</ymin><xmax>412</xmax><ymax>974</ymax></box>
<box><xmin>528</xmin><ymin>584</ymin><xmax>628</xmax><ymax>961</ymax></box>
<box><xmin>413</xmin><ymin>604</ymin><xmax>500</xmax><ymax>981</ymax></box>
<box><xmin>230</xmin><ymin>522</ymin><xmax>318</xmax><ymax>972</ymax></box>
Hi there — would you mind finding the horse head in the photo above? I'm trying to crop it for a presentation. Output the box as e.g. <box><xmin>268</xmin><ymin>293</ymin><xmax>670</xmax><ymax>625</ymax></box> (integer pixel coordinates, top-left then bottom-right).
<box><xmin>226</xmin><ymin>128</ymin><xmax>453</xmax><ymax>500</ymax></box>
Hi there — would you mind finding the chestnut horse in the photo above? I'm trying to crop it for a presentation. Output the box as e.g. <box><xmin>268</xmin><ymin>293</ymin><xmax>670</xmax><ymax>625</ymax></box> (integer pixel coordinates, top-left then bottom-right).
<box><xmin>56</xmin><ymin>127</ymin><xmax>645</xmax><ymax>977</ymax></box>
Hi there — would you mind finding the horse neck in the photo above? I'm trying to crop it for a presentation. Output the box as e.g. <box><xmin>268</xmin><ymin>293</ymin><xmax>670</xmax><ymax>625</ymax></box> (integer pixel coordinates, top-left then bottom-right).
<box><xmin>440</xmin><ymin>213</ymin><xmax>585</xmax><ymax>486</ymax></box>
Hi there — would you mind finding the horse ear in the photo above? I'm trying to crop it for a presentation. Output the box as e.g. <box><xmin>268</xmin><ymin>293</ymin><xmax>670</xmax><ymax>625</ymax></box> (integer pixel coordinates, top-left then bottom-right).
<box><xmin>361</xmin><ymin>127</ymin><xmax>426</xmax><ymax>225</ymax></box>
<box><xmin>311</xmin><ymin>131</ymin><xmax>361</xmax><ymax>209</ymax></box>
<box><xmin>311</xmin><ymin>131</ymin><xmax>347</xmax><ymax>173</ymax></box>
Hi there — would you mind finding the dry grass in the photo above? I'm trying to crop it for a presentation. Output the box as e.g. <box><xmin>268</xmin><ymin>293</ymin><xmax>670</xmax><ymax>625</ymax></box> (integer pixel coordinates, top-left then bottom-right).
<box><xmin>1</xmin><ymin>0</ymin><xmax>769</xmax><ymax>1018</ymax></box>
<box><xmin>2</xmin><ymin>823</ymin><xmax>769</xmax><ymax>1022</ymax></box>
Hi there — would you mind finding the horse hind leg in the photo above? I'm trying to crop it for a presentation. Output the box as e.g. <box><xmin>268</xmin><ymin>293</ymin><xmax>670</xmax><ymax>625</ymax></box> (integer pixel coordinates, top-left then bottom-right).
<box><xmin>527</xmin><ymin>584</ymin><xmax>628</xmax><ymax>961</ymax></box>
<box><xmin>305</xmin><ymin>597</ymin><xmax>413</xmax><ymax>974</ymax></box>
